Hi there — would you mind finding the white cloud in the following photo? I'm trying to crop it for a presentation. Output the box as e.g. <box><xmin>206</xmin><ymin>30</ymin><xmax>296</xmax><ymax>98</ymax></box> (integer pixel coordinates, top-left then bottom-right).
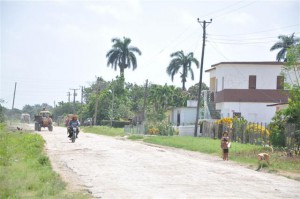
<box><xmin>86</xmin><ymin>4</ymin><xmax>121</xmax><ymax>20</ymax></box>
<box><xmin>85</xmin><ymin>1</ymin><xmax>142</xmax><ymax>22</ymax></box>
<box><xmin>224</xmin><ymin>11</ymin><xmax>255</xmax><ymax>26</ymax></box>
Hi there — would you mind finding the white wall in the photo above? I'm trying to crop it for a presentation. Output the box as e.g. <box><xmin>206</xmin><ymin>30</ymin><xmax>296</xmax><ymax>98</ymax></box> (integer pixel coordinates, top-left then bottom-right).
<box><xmin>170</xmin><ymin>108</ymin><xmax>198</xmax><ymax>126</ymax></box>
<box><xmin>187</xmin><ymin>100</ymin><xmax>197</xmax><ymax>107</ymax></box>
<box><xmin>215</xmin><ymin>64</ymin><xmax>282</xmax><ymax>91</ymax></box>
<box><xmin>216</xmin><ymin>102</ymin><xmax>276</xmax><ymax>123</ymax></box>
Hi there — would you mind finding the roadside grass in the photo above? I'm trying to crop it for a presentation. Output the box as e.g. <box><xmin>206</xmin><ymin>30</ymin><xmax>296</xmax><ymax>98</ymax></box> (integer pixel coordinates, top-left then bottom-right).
<box><xmin>143</xmin><ymin>136</ymin><xmax>300</xmax><ymax>175</ymax></box>
<box><xmin>127</xmin><ymin>135</ymin><xmax>144</xmax><ymax>140</ymax></box>
<box><xmin>0</xmin><ymin>124</ymin><xmax>89</xmax><ymax>199</ymax></box>
<box><xmin>80</xmin><ymin>126</ymin><xmax>300</xmax><ymax>178</ymax></box>
<box><xmin>81</xmin><ymin>126</ymin><xmax>124</xmax><ymax>137</ymax></box>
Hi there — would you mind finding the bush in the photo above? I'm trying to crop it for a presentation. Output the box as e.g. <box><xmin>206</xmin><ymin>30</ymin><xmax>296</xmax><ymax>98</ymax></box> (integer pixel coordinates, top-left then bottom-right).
<box><xmin>146</xmin><ymin>121</ymin><xmax>175</xmax><ymax>136</ymax></box>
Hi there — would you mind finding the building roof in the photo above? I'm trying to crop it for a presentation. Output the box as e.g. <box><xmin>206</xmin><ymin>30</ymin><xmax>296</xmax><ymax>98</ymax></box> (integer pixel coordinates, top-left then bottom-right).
<box><xmin>211</xmin><ymin>61</ymin><xmax>284</xmax><ymax>67</ymax></box>
<box><xmin>205</xmin><ymin>61</ymin><xmax>284</xmax><ymax>73</ymax></box>
<box><xmin>266</xmin><ymin>102</ymin><xmax>288</xmax><ymax>107</ymax></box>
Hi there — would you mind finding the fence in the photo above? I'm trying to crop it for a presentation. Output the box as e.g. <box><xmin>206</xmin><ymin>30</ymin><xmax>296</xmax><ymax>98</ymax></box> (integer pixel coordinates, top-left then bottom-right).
<box><xmin>201</xmin><ymin>120</ymin><xmax>270</xmax><ymax>146</ymax></box>
<box><xmin>284</xmin><ymin>123</ymin><xmax>300</xmax><ymax>151</ymax></box>
<box><xmin>124</xmin><ymin>124</ymin><xmax>145</xmax><ymax>134</ymax></box>
<box><xmin>200</xmin><ymin>120</ymin><xmax>300</xmax><ymax>149</ymax></box>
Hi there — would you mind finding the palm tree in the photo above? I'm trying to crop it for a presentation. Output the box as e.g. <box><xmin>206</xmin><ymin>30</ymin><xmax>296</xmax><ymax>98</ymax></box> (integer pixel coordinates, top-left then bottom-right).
<box><xmin>106</xmin><ymin>37</ymin><xmax>142</xmax><ymax>77</ymax></box>
<box><xmin>166</xmin><ymin>50</ymin><xmax>199</xmax><ymax>90</ymax></box>
<box><xmin>270</xmin><ymin>33</ymin><xmax>300</xmax><ymax>62</ymax></box>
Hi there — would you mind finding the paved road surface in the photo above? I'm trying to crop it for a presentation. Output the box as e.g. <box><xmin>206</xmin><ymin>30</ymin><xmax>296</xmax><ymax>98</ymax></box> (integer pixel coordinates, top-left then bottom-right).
<box><xmin>36</xmin><ymin>126</ymin><xmax>300</xmax><ymax>199</ymax></box>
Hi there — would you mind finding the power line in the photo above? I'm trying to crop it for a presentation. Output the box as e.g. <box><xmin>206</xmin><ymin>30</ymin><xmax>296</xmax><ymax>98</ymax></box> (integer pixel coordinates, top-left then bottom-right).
<box><xmin>207</xmin><ymin>41</ymin><xmax>230</xmax><ymax>61</ymax></box>
<box><xmin>210</xmin><ymin>24</ymin><xmax>300</xmax><ymax>37</ymax></box>
<box><xmin>197</xmin><ymin>0</ymin><xmax>245</xmax><ymax>19</ymax></box>
<box><xmin>212</xmin><ymin>1</ymin><xmax>257</xmax><ymax>19</ymax></box>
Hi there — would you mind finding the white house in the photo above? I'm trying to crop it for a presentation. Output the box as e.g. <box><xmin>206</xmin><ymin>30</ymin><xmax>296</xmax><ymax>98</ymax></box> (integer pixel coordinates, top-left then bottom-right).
<box><xmin>205</xmin><ymin>62</ymin><xmax>289</xmax><ymax>123</ymax></box>
<box><xmin>168</xmin><ymin>100</ymin><xmax>201</xmax><ymax>126</ymax></box>
<box><xmin>168</xmin><ymin>100</ymin><xmax>202</xmax><ymax>136</ymax></box>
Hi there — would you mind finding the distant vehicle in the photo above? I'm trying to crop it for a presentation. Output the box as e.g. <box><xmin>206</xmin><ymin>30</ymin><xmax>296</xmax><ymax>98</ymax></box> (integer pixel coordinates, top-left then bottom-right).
<box><xmin>20</xmin><ymin>113</ymin><xmax>30</xmax><ymax>123</ymax></box>
<box><xmin>83</xmin><ymin>118</ymin><xmax>92</xmax><ymax>126</ymax></box>
<box><xmin>34</xmin><ymin>110</ymin><xmax>53</xmax><ymax>131</ymax></box>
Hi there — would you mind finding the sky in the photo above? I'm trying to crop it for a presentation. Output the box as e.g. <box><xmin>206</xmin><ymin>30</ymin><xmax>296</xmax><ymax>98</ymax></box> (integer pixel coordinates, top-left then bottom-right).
<box><xmin>1</xmin><ymin>0</ymin><xmax>299</xmax><ymax>110</ymax></box>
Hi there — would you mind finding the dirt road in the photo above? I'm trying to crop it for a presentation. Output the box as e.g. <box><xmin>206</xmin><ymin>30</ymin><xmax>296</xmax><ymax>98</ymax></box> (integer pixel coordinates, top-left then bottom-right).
<box><xmin>37</xmin><ymin>126</ymin><xmax>300</xmax><ymax>199</ymax></box>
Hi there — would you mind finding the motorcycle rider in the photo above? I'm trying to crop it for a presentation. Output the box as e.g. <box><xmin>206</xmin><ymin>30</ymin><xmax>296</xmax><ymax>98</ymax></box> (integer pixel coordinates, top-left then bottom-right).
<box><xmin>68</xmin><ymin>115</ymin><xmax>80</xmax><ymax>138</ymax></box>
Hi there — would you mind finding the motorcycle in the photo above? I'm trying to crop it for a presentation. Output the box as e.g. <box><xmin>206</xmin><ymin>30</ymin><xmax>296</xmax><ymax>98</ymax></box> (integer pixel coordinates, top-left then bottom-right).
<box><xmin>70</xmin><ymin>126</ymin><xmax>78</xmax><ymax>143</ymax></box>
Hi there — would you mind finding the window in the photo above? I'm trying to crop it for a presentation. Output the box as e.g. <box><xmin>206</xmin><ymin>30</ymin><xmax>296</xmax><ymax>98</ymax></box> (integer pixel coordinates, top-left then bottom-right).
<box><xmin>249</xmin><ymin>75</ymin><xmax>256</xmax><ymax>89</ymax></box>
<box><xmin>277</xmin><ymin>76</ymin><xmax>284</xmax><ymax>89</ymax></box>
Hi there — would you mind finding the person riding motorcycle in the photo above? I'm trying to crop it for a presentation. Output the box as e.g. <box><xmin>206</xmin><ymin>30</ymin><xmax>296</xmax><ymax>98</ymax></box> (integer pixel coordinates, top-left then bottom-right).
<box><xmin>68</xmin><ymin>115</ymin><xmax>80</xmax><ymax>138</ymax></box>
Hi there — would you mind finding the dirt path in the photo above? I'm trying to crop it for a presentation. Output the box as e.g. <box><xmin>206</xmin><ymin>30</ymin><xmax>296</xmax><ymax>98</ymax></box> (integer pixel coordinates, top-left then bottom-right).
<box><xmin>36</xmin><ymin>126</ymin><xmax>300</xmax><ymax>199</ymax></box>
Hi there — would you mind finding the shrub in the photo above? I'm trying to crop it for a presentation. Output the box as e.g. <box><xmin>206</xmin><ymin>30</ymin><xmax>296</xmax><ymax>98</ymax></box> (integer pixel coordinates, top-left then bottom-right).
<box><xmin>246</xmin><ymin>123</ymin><xmax>270</xmax><ymax>137</ymax></box>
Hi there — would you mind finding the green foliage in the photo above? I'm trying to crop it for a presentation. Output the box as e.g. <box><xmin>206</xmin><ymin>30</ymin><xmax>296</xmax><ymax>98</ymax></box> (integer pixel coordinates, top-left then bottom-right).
<box><xmin>148</xmin><ymin>84</ymin><xmax>188</xmax><ymax>113</ymax></box>
<box><xmin>52</xmin><ymin>102</ymin><xmax>81</xmax><ymax>120</ymax></box>
<box><xmin>22</xmin><ymin>103</ymin><xmax>53</xmax><ymax>119</ymax></box>
<box><xmin>285</xmin><ymin>87</ymin><xmax>300</xmax><ymax>124</ymax></box>
<box><xmin>0</xmin><ymin>127</ymin><xmax>88</xmax><ymax>198</ymax></box>
<box><xmin>187</xmin><ymin>82</ymin><xmax>209</xmax><ymax>103</ymax></box>
<box><xmin>166</xmin><ymin>50</ymin><xmax>199</xmax><ymax>90</ymax></box>
<box><xmin>270</xmin><ymin>33</ymin><xmax>300</xmax><ymax>61</ymax></box>
<box><xmin>269</xmin><ymin>45</ymin><xmax>300</xmax><ymax>147</ymax></box>
<box><xmin>106</xmin><ymin>37</ymin><xmax>142</xmax><ymax>77</ymax></box>
<box><xmin>283</xmin><ymin>45</ymin><xmax>300</xmax><ymax>87</ymax></box>
<box><xmin>145</xmin><ymin>120</ymin><xmax>176</xmax><ymax>136</ymax></box>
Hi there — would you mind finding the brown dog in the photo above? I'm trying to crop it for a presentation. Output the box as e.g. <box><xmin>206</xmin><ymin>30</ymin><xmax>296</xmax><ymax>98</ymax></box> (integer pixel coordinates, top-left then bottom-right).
<box><xmin>256</xmin><ymin>153</ymin><xmax>270</xmax><ymax>171</ymax></box>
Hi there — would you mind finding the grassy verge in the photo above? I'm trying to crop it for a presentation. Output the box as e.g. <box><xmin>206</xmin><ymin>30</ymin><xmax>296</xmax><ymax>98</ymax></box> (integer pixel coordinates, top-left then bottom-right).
<box><xmin>80</xmin><ymin>126</ymin><xmax>300</xmax><ymax>179</ymax></box>
<box><xmin>143</xmin><ymin>136</ymin><xmax>300</xmax><ymax>176</ymax></box>
<box><xmin>81</xmin><ymin>126</ymin><xmax>124</xmax><ymax>137</ymax></box>
<box><xmin>0</xmin><ymin>124</ymin><xmax>89</xmax><ymax>199</ymax></box>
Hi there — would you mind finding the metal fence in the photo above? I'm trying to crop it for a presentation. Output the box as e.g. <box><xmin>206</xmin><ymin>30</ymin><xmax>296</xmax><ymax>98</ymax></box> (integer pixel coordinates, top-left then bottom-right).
<box><xmin>284</xmin><ymin>123</ymin><xmax>300</xmax><ymax>151</ymax></box>
<box><xmin>124</xmin><ymin>124</ymin><xmax>145</xmax><ymax>134</ymax></box>
<box><xmin>200</xmin><ymin>120</ymin><xmax>300</xmax><ymax>150</ymax></box>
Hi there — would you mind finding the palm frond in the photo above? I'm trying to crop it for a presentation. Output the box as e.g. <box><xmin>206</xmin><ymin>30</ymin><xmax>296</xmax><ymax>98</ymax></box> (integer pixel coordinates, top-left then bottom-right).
<box><xmin>270</xmin><ymin>42</ymin><xmax>284</xmax><ymax>51</ymax></box>
<box><xmin>277</xmin><ymin>49</ymin><xmax>286</xmax><ymax>62</ymax></box>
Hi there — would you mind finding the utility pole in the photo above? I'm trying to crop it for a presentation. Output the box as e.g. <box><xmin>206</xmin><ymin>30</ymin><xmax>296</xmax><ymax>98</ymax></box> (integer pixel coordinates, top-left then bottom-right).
<box><xmin>67</xmin><ymin>92</ymin><xmax>71</xmax><ymax>103</ymax></box>
<box><xmin>12</xmin><ymin>82</ymin><xmax>17</xmax><ymax>110</ymax></box>
<box><xmin>70</xmin><ymin>88</ymin><xmax>79</xmax><ymax>113</ymax></box>
<box><xmin>194</xmin><ymin>18</ymin><xmax>212</xmax><ymax>137</ymax></box>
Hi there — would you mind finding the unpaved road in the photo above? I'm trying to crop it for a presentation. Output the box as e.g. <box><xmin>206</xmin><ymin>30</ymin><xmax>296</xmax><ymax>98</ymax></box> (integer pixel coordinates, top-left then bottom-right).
<box><xmin>36</xmin><ymin>126</ymin><xmax>300</xmax><ymax>199</ymax></box>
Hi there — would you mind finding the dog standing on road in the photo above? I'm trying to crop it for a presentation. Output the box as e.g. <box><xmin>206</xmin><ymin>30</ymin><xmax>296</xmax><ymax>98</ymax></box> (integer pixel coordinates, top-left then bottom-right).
<box><xmin>257</xmin><ymin>153</ymin><xmax>270</xmax><ymax>170</ymax></box>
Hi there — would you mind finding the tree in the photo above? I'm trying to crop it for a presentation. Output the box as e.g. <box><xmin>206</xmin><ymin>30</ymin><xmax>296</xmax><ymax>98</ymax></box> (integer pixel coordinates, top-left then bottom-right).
<box><xmin>106</xmin><ymin>37</ymin><xmax>142</xmax><ymax>77</ymax></box>
<box><xmin>282</xmin><ymin>45</ymin><xmax>300</xmax><ymax>87</ymax></box>
<box><xmin>187</xmin><ymin>82</ymin><xmax>209</xmax><ymax>100</ymax></box>
<box><xmin>269</xmin><ymin>44</ymin><xmax>300</xmax><ymax>147</ymax></box>
<box><xmin>270</xmin><ymin>33</ymin><xmax>300</xmax><ymax>62</ymax></box>
<box><xmin>166</xmin><ymin>50</ymin><xmax>199</xmax><ymax>90</ymax></box>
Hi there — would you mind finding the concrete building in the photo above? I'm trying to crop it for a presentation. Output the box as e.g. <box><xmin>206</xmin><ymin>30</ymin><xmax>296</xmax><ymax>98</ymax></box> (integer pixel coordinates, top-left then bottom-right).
<box><xmin>204</xmin><ymin>62</ymin><xmax>289</xmax><ymax>123</ymax></box>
